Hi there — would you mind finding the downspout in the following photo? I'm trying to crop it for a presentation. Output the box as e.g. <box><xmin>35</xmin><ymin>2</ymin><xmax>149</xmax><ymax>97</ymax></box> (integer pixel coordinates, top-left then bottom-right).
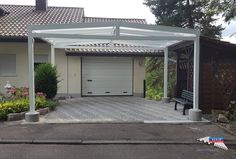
<box><xmin>67</xmin><ymin>56</ymin><xmax>70</xmax><ymax>98</ymax></box>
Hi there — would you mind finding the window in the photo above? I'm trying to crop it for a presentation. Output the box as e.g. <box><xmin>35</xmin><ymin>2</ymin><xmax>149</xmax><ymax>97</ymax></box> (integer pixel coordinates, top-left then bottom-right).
<box><xmin>0</xmin><ymin>54</ymin><xmax>16</xmax><ymax>76</ymax></box>
<box><xmin>34</xmin><ymin>54</ymin><xmax>48</xmax><ymax>69</ymax></box>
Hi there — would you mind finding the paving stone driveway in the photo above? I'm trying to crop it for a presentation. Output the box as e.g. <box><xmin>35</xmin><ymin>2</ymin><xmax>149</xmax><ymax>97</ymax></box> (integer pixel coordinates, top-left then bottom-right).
<box><xmin>42</xmin><ymin>97</ymin><xmax>191</xmax><ymax>123</ymax></box>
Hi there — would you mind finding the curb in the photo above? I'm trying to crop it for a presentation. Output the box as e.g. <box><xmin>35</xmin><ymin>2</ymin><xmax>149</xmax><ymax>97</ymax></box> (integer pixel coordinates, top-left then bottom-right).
<box><xmin>81</xmin><ymin>140</ymin><xmax>201</xmax><ymax>145</ymax></box>
<box><xmin>0</xmin><ymin>139</ymin><xmax>236</xmax><ymax>146</ymax></box>
<box><xmin>21</xmin><ymin>120</ymin><xmax>210</xmax><ymax>125</ymax></box>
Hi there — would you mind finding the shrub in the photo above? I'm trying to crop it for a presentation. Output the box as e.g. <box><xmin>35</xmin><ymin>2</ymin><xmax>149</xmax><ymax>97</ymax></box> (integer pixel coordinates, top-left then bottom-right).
<box><xmin>35</xmin><ymin>63</ymin><xmax>59</xmax><ymax>99</ymax></box>
<box><xmin>0</xmin><ymin>96</ymin><xmax>46</xmax><ymax>120</ymax></box>
<box><xmin>4</xmin><ymin>87</ymin><xmax>29</xmax><ymax>101</ymax></box>
<box><xmin>146</xmin><ymin>85</ymin><xmax>163</xmax><ymax>101</ymax></box>
<box><xmin>35</xmin><ymin>96</ymin><xmax>47</xmax><ymax>110</ymax></box>
<box><xmin>0</xmin><ymin>93</ymin><xmax>4</xmax><ymax>102</ymax></box>
<box><xmin>0</xmin><ymin>87</ymin><xmax>47</xmax><ymax>120</ymax></box>
<box><xmin>0</xmin><ymin>99</ymin><xmax>28</xmax><ymax>120</ymax></box>
<box><xmin>46</xmin><ymin>99</ymin><xmax>59</xmax><ymax>110</ymax></box>
<box><xmin>227</xmin><ymin>101</ymin><xmax>236</xmax><ymax>121</ymax></box>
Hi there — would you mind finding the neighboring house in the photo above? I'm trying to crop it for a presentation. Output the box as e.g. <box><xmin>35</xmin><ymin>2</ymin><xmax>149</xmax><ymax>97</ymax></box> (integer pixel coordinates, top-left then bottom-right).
<box><xmin>0</xmin><ymin>0</ymin><xmax>160</xmax><ymax>97</ymax></box>
<box><xmin>170</xmin><ymin>36</ymin><xmax>236</xmax><ymax>113</ymax></box>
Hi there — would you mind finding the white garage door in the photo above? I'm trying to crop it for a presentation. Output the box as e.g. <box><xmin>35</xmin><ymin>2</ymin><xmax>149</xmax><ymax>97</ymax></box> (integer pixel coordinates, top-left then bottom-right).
<box><xmin>82</xmin><ymin>57</ymin><xmax>133</xmax><ymax>96</ymax></box>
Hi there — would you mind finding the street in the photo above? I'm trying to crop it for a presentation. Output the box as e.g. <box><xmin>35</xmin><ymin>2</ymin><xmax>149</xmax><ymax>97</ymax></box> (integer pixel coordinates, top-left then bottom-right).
<box><xmin>0</xmin><ymin>144</ymin><xmax>235</xmax><ymax>159</ymax></box>
<box><xmin>0</xmin><ymin>123</ymin><xmax>235</xmax><ymax>159</ymax></box>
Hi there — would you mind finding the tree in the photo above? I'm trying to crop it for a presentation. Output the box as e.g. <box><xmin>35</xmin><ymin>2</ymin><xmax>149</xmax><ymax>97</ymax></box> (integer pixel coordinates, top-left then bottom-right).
<box><xmin>143</xmin><ymin>0</ymin><xmax>224</xmax><ymax>100</ymax></box>
<box><xmin>210</xmin><ymin>0</ymin><xmax>236</xmax><ymax>22</ymax></box>
<box><xmin>144</xmin><ymin>0</ymin><xmax>223</xmax><ymax>38</ymax></box>
<box><xmin>35</xmin><ymin>63</ymin><xmax>59</xmax><ymax>99</ymax></box>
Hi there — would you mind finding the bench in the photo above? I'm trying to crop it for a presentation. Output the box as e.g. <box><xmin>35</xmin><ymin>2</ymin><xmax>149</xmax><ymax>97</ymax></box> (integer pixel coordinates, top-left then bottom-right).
<box><xmin>173</xmin><ymin>90</ymin><xmax>193</xmax><ymax>115</ymax></box>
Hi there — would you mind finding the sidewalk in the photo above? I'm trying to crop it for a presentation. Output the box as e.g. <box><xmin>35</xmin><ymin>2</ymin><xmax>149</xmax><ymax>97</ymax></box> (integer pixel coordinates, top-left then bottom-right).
<box><xmin>0</xmin><ymin>122</ymin><xmax>235</xmax><ymax>142</ymax></box>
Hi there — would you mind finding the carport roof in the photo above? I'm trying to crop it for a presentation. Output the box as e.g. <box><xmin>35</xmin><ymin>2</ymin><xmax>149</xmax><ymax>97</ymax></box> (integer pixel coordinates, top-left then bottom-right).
<box><xmin>28</xmin><ymin>22</ymin><xmax>200</xmax><ymax>52</ymax></box>
<box><xmin>65</xmin><ymin>43</ymin><xmax>163</xmax><ymax>57</ymax></box>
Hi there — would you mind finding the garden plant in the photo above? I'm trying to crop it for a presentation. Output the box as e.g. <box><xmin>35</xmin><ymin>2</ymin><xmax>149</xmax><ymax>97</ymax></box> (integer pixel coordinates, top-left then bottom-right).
<box><xmin>0</xmin><ymin>87</ymin><xmax>47</xmax><ymax>120</ymax></box>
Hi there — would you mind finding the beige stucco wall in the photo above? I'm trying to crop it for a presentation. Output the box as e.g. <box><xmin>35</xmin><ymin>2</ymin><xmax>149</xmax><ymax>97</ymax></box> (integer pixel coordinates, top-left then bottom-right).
<box><xmin>0</xmin><ymin>42</ymin><xmax>145</xmax><ymax>96</ymax></box>
<box><xmin>0</xmin><ymin>42</ymin><xmax>50</xmax><ymax>93</ymax></box>
<box><xmin>55</xmin><ymin>50</ymin><xmax>81</xmax><ymax>95</ymax></box>
<box><xmin>133</xmin><ymin>57</ymin><xmax>145</xmax><ymax>96</ymax></box>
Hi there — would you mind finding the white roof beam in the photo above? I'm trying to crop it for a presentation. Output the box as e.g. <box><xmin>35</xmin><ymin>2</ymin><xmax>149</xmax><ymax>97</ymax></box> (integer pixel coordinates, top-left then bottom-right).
<box><xmin>28</xmin><ymin>22</ymin><xmax>121</xmax><ymax>31</ymax></box>
<box><xmin>120</xmin><ymin>28</ymin><xmax>195</xmax><ymax>37</ymax></box>
<box><xmin>34</xmin><ymin>28</ymin><xmax>114</xmax><ymax>35</ymax></box>
<box><xmin>57</xmin><ymin>45</ymin><xmax>163</xmax><ymax>50</ymax></box>
<box><xmin>30</xmin><ymin>33</ymin><xmax>197</xmax><ymax>41</ymax></box>
<box><xmin>120</xmin><ymin>23</ymin><xmax>200</xmax><ymax>35</ymax></box>
<box><xmin>28</xmin><ymin>22</ymin><xmax>199</xmax><ymax>36</ymax></box>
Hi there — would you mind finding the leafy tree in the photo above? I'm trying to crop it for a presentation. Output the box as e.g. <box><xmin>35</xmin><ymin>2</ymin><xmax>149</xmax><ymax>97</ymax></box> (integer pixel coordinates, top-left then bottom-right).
<box><xmin>143</xmin><ymin>0</ymin><xmax>224</xmax><ymax>100</ymax></box>
<box><xmin>144</xmin><ymin>0</ymin><xmax>223</xmax><ymax>38</ymax></box>
<box><xmin>146</xmin><ymin>56</ymin><xmax>176</xmax><ymax>99</ymax></box>
<box><xmin>35</xmin><ymin>64</ymin><xmax>59</xmax><ymax>99</ymax></box>
<box><xmin>209</xmin><ymin>0</ymin><xmax>236</xmax><ymax>22</ymax></box>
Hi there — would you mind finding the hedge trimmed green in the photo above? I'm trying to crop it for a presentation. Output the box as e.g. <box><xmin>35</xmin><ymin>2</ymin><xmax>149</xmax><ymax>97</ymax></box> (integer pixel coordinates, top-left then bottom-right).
<box><xmin>35</xmin><ymin>63</ymin><xmax>59</xmax><ymax>99</ymax></box>
<box><xmin>0</xmin><ymin>96</ymin><xmax>46</xmax><ymax>120</ymax></box>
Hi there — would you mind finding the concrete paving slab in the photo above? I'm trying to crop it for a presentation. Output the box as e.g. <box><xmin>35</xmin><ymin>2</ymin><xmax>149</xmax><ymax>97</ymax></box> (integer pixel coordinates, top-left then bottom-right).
<box><xmin>41</xmin><ymin>97</ymin><xmax>204</xmax><ymax>123</ymax></box>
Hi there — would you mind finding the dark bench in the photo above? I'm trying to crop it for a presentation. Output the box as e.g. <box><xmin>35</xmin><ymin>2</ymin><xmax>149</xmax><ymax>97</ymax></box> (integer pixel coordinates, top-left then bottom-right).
<box><xmin>173</xmin><ymin>90</ymin><xmax>193</xmax><ymax>115</ymax></box>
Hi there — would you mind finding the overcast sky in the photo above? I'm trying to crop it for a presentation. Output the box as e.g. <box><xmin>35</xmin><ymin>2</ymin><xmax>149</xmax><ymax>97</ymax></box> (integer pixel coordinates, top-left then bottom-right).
<box><xmin>0</xmin><ymin>0</ymin><xmax>235</xmax><ymax>41</ymax></box>
<box><xmin>0</xmin><ymin>0</ymin><xmax>156</xmax><ymax>23</ymax></box>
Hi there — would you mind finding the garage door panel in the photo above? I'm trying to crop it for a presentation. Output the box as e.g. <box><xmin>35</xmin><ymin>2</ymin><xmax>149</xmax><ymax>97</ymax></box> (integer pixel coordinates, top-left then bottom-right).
<box><xmin>82</xmin><ymin>57</ymin><xmax>130</xmax><ymax>63</ymax></box>
<box><xmin>82</xmin><ymin>66</ymin><xmax>132</xmax><ymax>73</ymax></box>
<box><xmin>82</xmin><ymin>79</ymin><xmax>132</xmax><ymax>84</ymax></box>
<box><xmin>82</xmin><ymin>83</ymin><xmax>132</xmax><ymax>89</ymax></box>
<box><xmin>82</xmin><ymin>73</ymin><xmax>132</xmax><ymax>81</ymax></box>
<box><xmin>82</xmin><ymin>80</ymin><xmax>132</xmax><ymax>89</ymax></box>
<box><xmin>82</xmin><ymin>72</ymin><xmax>132</xmax><ymax>77</ymax></box>
<box><xmin>82</xmin><ymin>57</ymin><xmax>133</xmax><ymax>96</ymax></box>
<box><xmin>82</xmin><ymin>89</ymin><xmax>132</xmax><ymax>96</ymax></box>
<box><xmin>82</xmin><ymin>64</ymin><xmax>130</xmax><ymax>68</ymax></box>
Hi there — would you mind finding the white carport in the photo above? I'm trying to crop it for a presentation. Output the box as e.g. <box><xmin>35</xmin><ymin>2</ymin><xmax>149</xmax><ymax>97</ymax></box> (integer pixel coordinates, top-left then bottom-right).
<box><xmin>25</xmin><ymin>22</ymin><xmax>202</xmax><ymax>122</ymax></box>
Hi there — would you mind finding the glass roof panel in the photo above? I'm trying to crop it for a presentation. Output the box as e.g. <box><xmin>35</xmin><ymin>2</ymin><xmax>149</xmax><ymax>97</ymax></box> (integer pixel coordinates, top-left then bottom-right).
<box><xmin>29</xmin><ymin>22</ymin><xmax>198</xmax><ymax>50</ymax></box>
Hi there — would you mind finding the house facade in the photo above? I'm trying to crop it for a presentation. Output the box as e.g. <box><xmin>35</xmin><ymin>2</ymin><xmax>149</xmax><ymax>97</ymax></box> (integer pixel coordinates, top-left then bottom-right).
<box><xmin>0</xmin><ymin>1</ymin><xmax>161</xmax><ymax>97</ymax></box>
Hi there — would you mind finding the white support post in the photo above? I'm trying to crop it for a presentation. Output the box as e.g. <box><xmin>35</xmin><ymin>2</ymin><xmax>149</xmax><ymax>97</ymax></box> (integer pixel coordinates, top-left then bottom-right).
<box><xmin>115</xmin><ymin>25</ymin><xmax>120</xmax><ymax>37</ymax></box>
<box><xmin>51</xmin><ymin>45</ymin><xmax>55</xmax><ymax>66</ymax></box>
<box><xmin>162</xmin><ymin>48</ymin><xmax>170</xmax><ymax>103</ymax></box>
<box><xmin>28</xmin><ymin>37</ymin><xmax>35</xmax><ymax>113</ymax></box>
<box><xmin>193</xmin><ymin>38</ymin><xmax>200</xmax><ymax>110</ymax></box>
<box><xmin>189</xmin><ymin>36</ymin><xmax>202</xmax><ymax>121</ymax></box>
<box><xmin>25</xmin><ymin>36</ymin><xmax>39</xmax><ymax>122</ymax></box>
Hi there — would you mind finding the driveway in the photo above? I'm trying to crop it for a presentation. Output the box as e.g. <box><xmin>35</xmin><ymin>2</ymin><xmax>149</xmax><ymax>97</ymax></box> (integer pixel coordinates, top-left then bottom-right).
<box><xmin>42</xmin><ymin>97</ymin><xmax>202</xmax><ymax>123</ymax></box>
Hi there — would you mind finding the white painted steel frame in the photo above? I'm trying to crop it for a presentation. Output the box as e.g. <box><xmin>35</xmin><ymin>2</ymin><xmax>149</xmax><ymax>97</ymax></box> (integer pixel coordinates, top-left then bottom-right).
<box><xmin>28</xmin><ymin>22</ymin><xmax>198</xmax><ymax>50</ymax></box>
<box><xmin>28</xmin><ymin>37</ymin><xmax>36</xmax><ymax>114</ymax></box>
<box><xmin>193</xmin><ymin>38</ymin><xmax>200</xmax><ymax>109</ymax></box>
<box><xmin>50</xmin><ymin>45</ymin><xmax>55</xmax><ymax>66</ymax></box>
<box><xmin>163</xmin><ymin>48</ymin><xmax>168</xmax><ymax>98</ymax></box>
<box><xmin>27</xmin><ymin>22</ymin><xmax>201</xmax><ymax>117</ymax></box>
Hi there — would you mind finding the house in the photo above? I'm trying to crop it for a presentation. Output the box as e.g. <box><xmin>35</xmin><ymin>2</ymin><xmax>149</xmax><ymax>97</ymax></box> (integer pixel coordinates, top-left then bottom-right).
<box><xmin>170</xmin><ymin>36</ymin><xmax>236</xmax><ymax>113</ymax></box>
<box><xmin>0</xmin><ymin>0</ymin><xmax>161</xmax><ymax>97</ymax></box>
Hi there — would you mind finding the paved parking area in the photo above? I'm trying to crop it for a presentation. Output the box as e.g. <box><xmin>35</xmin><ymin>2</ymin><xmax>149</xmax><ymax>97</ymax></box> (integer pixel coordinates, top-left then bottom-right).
<box><xmin>42</xmin><ymin>97</ymin><xmax>197</xmax><ymax>123</ymax></box>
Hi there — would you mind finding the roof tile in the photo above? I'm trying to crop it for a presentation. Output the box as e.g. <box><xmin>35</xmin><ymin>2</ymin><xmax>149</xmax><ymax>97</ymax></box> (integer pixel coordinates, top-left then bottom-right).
<box><xmin>83</xmin><ymin>17</ymin><xmax>146</xmax><ymax>24</ymax></box>
<box><xmin>0</xmin><ymin>5</ymin><xmax>146</xmax><ymax>38</ymax></box>
<box><xmin>0</xmin><ymin>4</ymin><xmax>152</xmax><ymax>55</ymax></box>
<box><xmin>0</xmin><ymin>5</ymin><xmax>84</xmax><ymax>37</ymax></box>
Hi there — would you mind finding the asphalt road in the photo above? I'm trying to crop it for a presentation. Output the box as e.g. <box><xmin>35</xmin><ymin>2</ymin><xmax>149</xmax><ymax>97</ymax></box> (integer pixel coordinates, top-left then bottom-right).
<box><xmin>0</xmin><ymin>144</ymin><xmax>235</xmax><ymax>159</ymax></box>
<box><xmin>1</xmin><ymin>123</ymin><xmax>235</xmax><ymax>141</ymax></box>
<box><xmin>0</xmin><ymin>122</ymin><xmax>235</xmax><ymax>159</ymax></box>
